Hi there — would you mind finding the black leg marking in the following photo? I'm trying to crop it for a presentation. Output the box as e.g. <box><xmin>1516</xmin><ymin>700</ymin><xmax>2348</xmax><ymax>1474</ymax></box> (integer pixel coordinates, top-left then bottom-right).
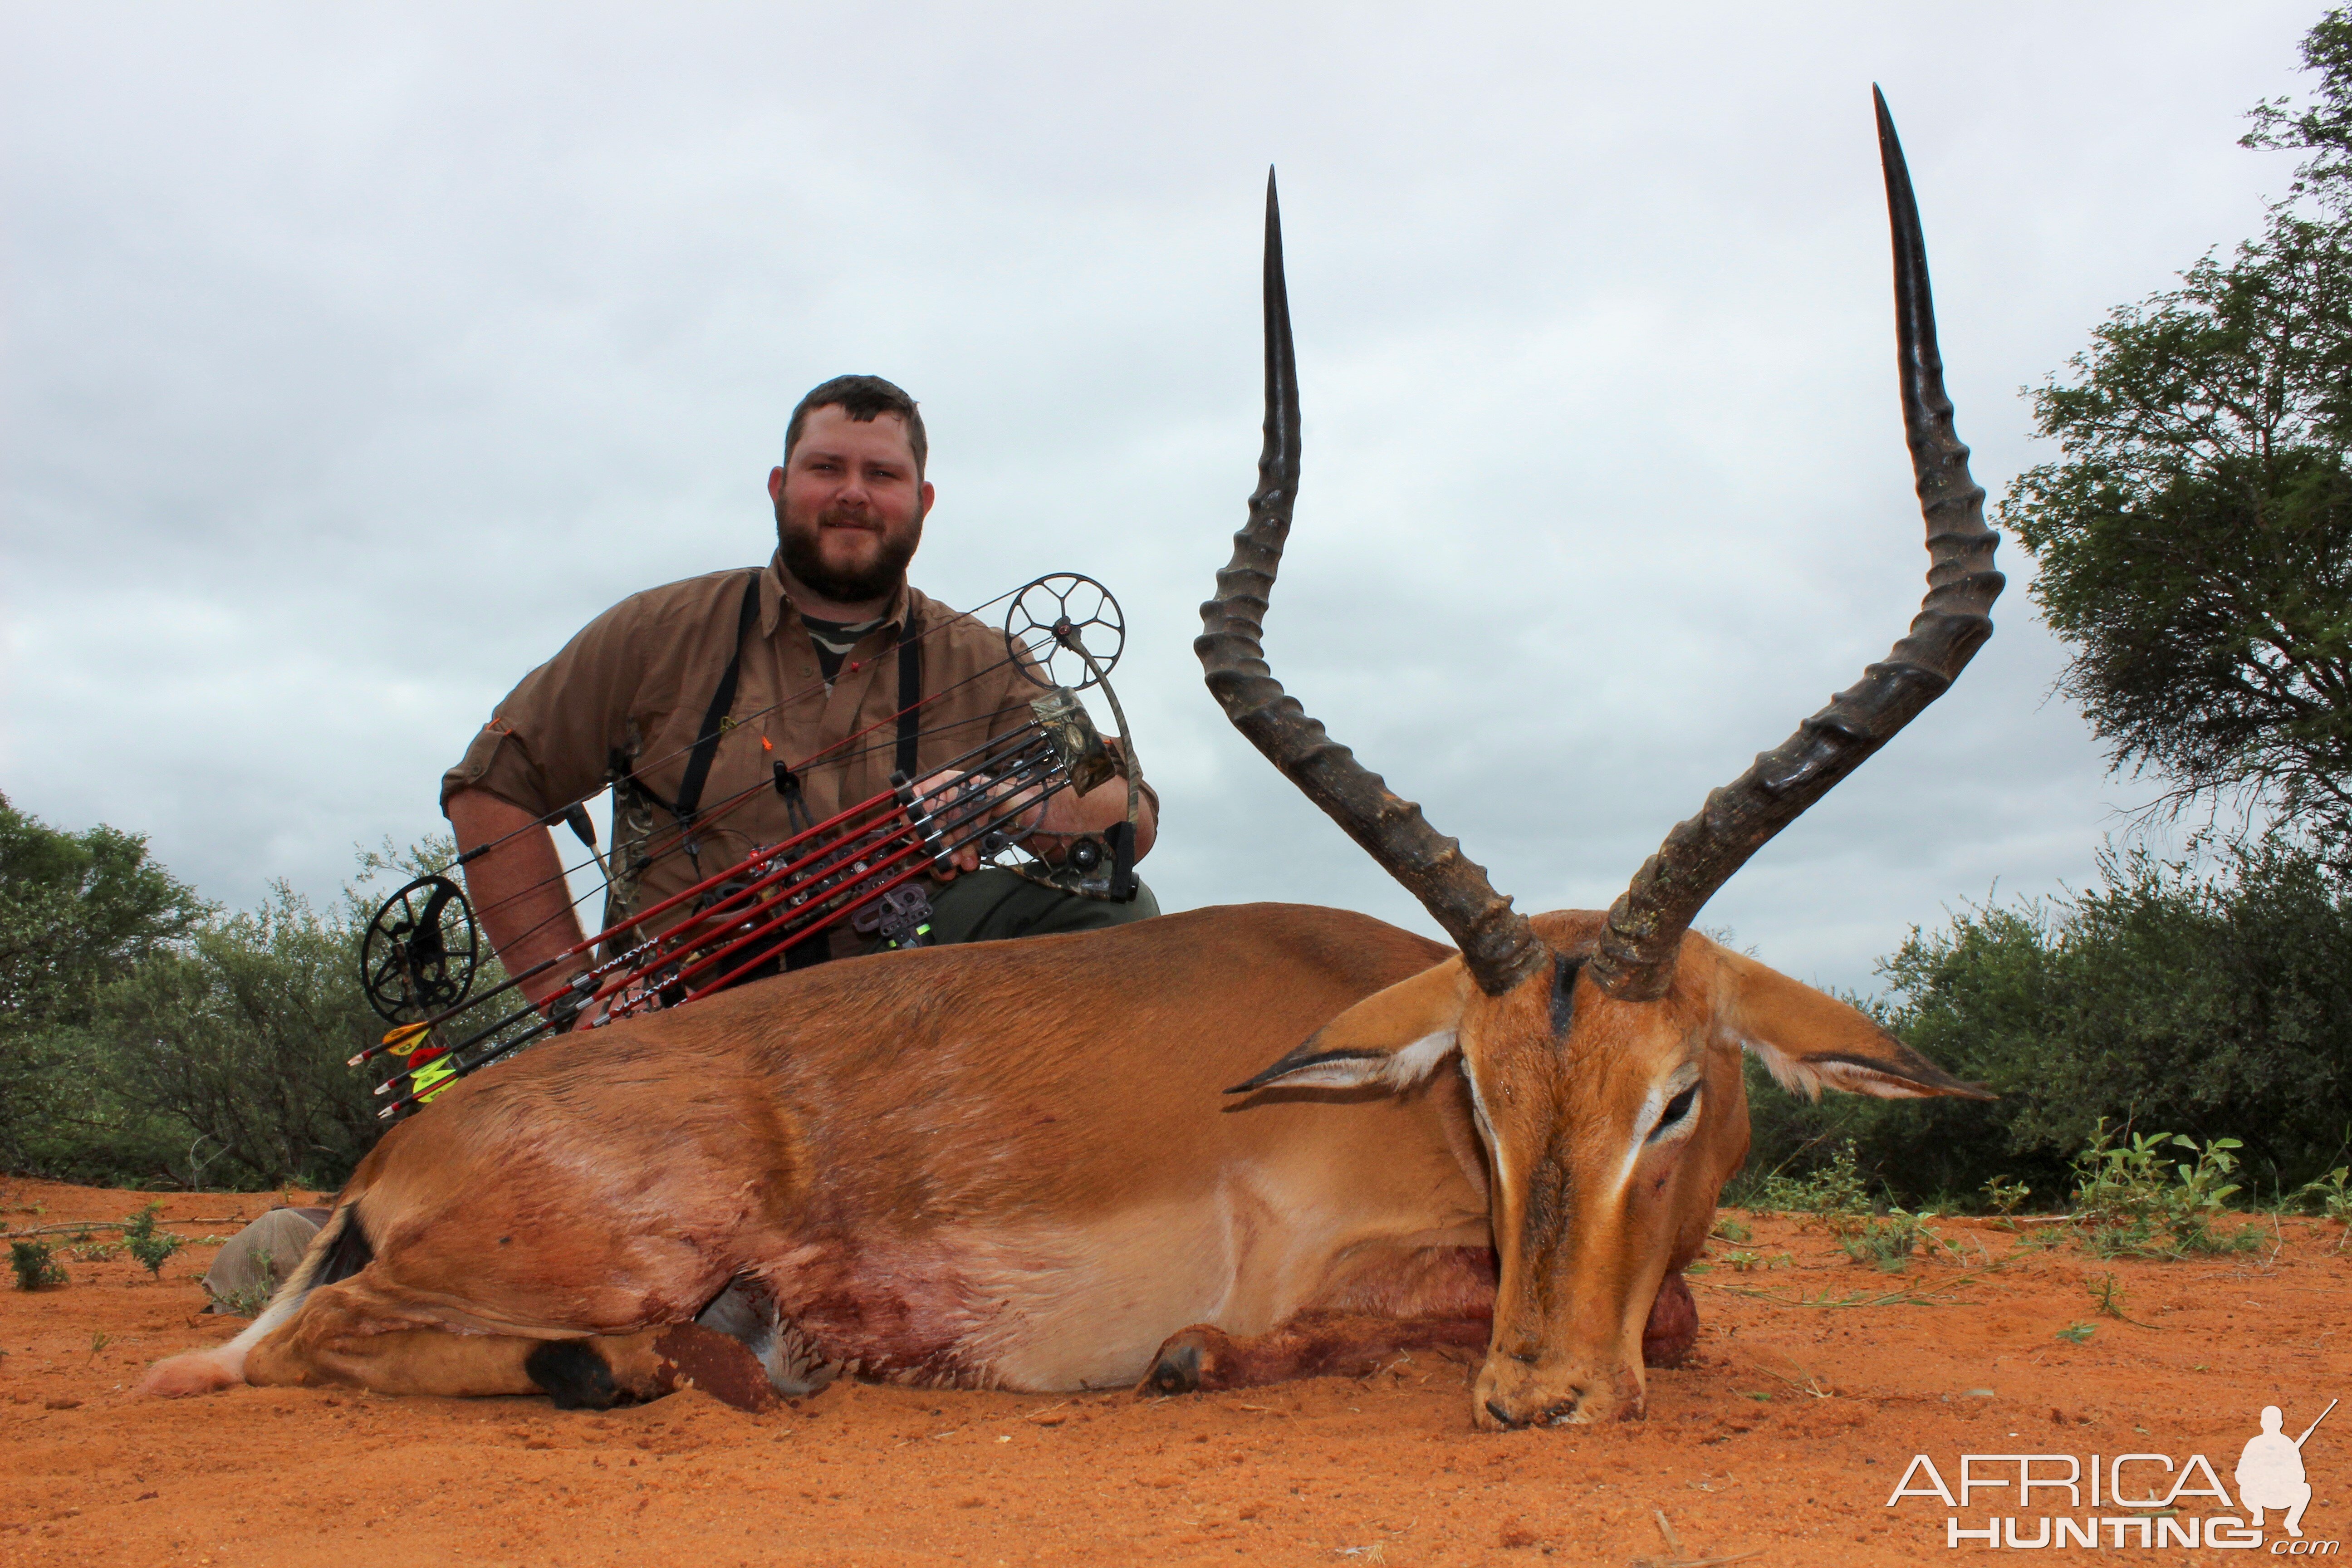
<box><xmin>524</xmin><ymin>1341</ymin><xmax>620</xmax><ymax>1411</ymax></box>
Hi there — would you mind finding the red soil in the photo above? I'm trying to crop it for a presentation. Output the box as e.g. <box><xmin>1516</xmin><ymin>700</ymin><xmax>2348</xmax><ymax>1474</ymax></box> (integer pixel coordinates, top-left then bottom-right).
<box><xmin>3</xmin><ymin>1179</ymin><xmax>2346</xmax><ymax>1567</ymax></box>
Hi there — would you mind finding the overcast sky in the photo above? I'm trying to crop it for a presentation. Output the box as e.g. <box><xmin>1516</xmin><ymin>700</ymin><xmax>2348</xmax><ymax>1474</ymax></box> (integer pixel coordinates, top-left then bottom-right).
<box><xmin>0</xmin><ymin>2</ymin><xmax>2321</xmax><ymax>996</ymax></box>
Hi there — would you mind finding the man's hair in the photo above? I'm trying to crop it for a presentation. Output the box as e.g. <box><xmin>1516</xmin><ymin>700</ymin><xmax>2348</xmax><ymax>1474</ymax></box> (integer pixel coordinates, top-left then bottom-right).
<box><xmin>782</xmin><ymin>375</ymin><xmax>927</xmax><ymax>475</ymax></box>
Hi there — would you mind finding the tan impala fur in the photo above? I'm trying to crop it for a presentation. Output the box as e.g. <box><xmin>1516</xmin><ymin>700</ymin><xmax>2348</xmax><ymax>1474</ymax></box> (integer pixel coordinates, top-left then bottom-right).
<box><xmin>140</xmin><ymin>902</ymin><xmax>1967</xmax><ymax>1427</ymax></box>
<box><xmin>148</xmin><ymin>906</ymin><xmax>1468</xmax><ymax>1400</ymax></box>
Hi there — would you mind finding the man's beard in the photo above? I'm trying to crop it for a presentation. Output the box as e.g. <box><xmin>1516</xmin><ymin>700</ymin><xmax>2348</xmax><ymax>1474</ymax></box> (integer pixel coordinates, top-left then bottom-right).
<box><xmin>779</xmin><ymin>506</ymin><xmax>922</xmax><ymax>603</ymax></box>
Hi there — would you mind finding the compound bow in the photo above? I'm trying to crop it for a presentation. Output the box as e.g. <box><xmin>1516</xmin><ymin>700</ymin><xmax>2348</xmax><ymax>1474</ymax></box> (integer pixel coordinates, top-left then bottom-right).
<box><xmin>355</xmin><ymin>573</ymin><xmax>1140</xmax><ymax>1116</ymax></box>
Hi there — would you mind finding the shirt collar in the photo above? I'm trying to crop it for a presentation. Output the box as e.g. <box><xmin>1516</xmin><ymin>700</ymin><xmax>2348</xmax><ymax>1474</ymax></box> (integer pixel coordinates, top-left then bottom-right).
<box><xmin>762</xmin><ymin>548</ymin><xmax>913</xmax><ymax>641</ymax></box>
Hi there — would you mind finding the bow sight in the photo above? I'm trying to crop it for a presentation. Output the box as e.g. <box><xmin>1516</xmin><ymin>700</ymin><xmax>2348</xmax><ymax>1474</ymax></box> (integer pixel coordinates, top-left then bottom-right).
<box><xmin>354</xmin><ymin>573</ymin><xmax>1140</xmax><ymax>1117</ymax></box>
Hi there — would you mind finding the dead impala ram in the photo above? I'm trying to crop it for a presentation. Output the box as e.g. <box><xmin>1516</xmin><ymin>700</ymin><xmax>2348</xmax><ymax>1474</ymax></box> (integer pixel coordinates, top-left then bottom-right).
<box><xmin>142</xmin><ymin>93</ymin><xmax>1996</xmax><ymax>1428</ymax></box>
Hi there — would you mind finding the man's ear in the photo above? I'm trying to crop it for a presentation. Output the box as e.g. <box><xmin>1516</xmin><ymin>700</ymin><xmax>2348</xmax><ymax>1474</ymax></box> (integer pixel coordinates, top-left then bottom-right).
<box><xmin>768</xmin><ymin>466</ymin><xmax>786</xmax><ymax>505</ymax></box>
<box><xmin>1710</xmin><ymin>947</ymin><xmax>1993</xmax><ymax>1102</ymax></box>
<box><xmin>1228</xmin><ymin>957</ymin><xmax>1470</xmax><ymax>1095</ymax></box>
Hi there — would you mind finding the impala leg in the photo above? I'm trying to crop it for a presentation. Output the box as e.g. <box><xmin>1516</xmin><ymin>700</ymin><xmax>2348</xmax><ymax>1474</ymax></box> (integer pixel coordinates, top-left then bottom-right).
<box><xmin>1144</xmin><ymin>1309</ymin><xmax>1489</xmax><ymax>1394</ymax></box>
<box><xmin>240</xmin><ymin>1279</ymin><xmax>778</xmax><ymax>1411</ymax></box>
<box><xmin>1143</xmin><ymin>1266</ymin><xmax>1699</xmax><ymax>1394</ymax></box>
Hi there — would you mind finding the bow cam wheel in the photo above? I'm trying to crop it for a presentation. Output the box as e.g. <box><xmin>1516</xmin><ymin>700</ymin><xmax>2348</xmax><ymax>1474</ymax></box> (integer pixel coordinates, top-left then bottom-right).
<box><xmin>360</xmin><ymin>874</ymin><xmax>481</xmax><ymax>1023</ymax></box>
<box><xmin>1005</xmin><ymin>574</ymin><xmax>1125</xmax><ymax>690</ymax></box>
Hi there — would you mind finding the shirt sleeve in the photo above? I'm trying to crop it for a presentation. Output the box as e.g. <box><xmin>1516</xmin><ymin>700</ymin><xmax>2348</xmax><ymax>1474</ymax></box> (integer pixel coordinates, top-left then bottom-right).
<box><xmin>439</xmin><ymin>593</ymin><xmax>651</xmax><ymax>818</ymax></box>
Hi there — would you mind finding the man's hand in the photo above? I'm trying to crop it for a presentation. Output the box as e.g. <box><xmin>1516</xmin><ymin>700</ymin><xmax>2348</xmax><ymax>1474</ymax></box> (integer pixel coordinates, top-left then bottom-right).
<box><xmin>910</xmin><ymin>748</ymin><xmax>1155</xmax><ymax>877</ymax></box>
<box><xmin>910</xmin><ymin>769</ymin><xmax>1042</xmax><ymax>877</ymax></box>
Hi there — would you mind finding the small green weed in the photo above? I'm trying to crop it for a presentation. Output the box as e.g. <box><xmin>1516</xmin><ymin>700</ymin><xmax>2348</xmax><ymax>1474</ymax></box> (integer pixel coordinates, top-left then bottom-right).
<box><xmin>2086</xmin><ymin>1271</ymin><xmax>2156</xmax><ymax>1327</ymax></box>
<box><xmin>205</xmin><ymin>1248</ymin><xmax>279</xmax><ymax>1318</ymax></box>
<box><xmin>1982</xmin><ymin>1176</ymin><xmax>2031</xmax><ymax>1215</ymax></box>
<box><xmin>122</xmin><ymin>1202</ymin><xmax>185</xmax><ymax>1280</ymax></box>
<box><xmin>1837</xmin><ymin>1209</ymin><xmax>1954</xmax><ymax>1273</ymax></box>
<box><xmin>2068</xmin><ymin>1122</ymin><xmax>2262</xmax><ymax>1258</ymax></box>
<box><xmin>10</xmin><ymin>1240</ymin><xmax>67</xmax><ymax>1291</ymax></box>
<box><xmin>1722</xmin><ymin>1250</ymin><xmax>1763</xmax><ymax>1273</ymax></box>
<box><xmin>2294</xmin><ymin>1166</ymin><xmax>2352</xmax><ymax>1230</ymax></box>
<box><xmin>2054</xmin><ymin>1321</ymin><xmax>2096</xmax><ymax>1344</ymax></box>
<box><xmin>1754</xmin><ymin>1142</ymin><xmax>1871</xmax><ymax>1225</ymax></box>
<box><xmin>1711</xmin><ymin>1218</ymin><xmax>1754</xmax><ymax>1245</ymax></box>
<box><xmin>68</xmin><ymin>1240</ymin><xmax>120</xmax><ymax>1263</ymax></box>
<box><xmin>87</xmin><ymin>1332</ymin><xmax>111</xmax><ymax>1365</ymax></box>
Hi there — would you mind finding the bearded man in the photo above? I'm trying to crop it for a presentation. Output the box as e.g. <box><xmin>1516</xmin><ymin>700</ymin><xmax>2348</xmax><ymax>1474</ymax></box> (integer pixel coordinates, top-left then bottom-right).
<box><xmin>440</xmin><ymin>374</ymin><xmax>1159</xmax><ymax>1009</ymax></box>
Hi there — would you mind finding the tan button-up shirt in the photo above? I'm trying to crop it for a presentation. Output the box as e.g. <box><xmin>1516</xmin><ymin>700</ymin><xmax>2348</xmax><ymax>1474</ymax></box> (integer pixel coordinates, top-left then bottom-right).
<box><xmin>441</xmin><ymin>551</ymin><xmax>1146</xmax><ymax>941</ymax></box>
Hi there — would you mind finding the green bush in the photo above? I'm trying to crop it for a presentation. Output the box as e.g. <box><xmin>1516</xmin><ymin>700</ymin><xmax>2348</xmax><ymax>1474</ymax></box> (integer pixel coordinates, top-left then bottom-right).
<box><xmin>87</xmin><ymin>886</ymin><xmax>393</xmax><ymax>1189</ymax></box>
<box><xmin>1741</xmin><ymin>836</ymin><xmax>2352</xmax><ymax>1207</ymax></box>
<box><xmin>0</xmin><ymin>791</ymin><xmax>209</xmax><ymax>1177</ymax></box>
<box><xmin>10</xmin><ymin>1240</ymin><xmax>66</xmax><ymax>1291</ymax></box>
<box><xmin>121</xmin><ymin>1201</ymin><xmax>187</xmax><ymax>1279</ymax></box>
<box><xmin>2068</xmin><ymin>1122</ymin><xmax>2264</xmax><ymax>1257</ymax></box>
<box><xmin>3</xmin><ymin>801</ymin><xmax>490</xmax><ymax>1190</ymax></box>
<box><xmin>1735</xmin><ymin>1139</ymin><xmax>1871</xmax><ymax>1218</ymax></box>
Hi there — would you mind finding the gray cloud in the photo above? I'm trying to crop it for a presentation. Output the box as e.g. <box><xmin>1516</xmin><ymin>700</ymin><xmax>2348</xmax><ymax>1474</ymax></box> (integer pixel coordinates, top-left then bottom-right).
<box><xmin>0</xmin><ymin>0</ymin><xmax>2316</xmax><ymax>994</ymax></box>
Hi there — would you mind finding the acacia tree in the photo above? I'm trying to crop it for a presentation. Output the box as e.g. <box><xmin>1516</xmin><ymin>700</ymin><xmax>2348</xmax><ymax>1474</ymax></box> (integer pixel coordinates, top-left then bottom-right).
<box><xmin>2001</xmin><ymin>13</ymin><xmax>2352</xmax><ymax>861</ymax></box>
<box><xmin>0</xmin><ymin>792</ymin><xmax>209</xmax><ymax>1170</ymax></box>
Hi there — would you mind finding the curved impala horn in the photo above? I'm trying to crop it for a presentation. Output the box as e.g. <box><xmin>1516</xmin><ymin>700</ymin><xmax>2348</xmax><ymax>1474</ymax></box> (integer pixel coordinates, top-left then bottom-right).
<box><xmin>1587</xmin><ymin>90</ymin><xmax>2006</xmax><ymax>1001</ymax></box>
<box><xmin>1197</xmin><ymin>171</ymin><xmax>1549</xmax><ymax>997</ymax></box>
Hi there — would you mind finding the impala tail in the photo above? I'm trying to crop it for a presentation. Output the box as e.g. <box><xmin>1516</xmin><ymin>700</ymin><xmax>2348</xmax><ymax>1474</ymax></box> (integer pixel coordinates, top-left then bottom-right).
<box><xmin>137</xmin><ymin>1200</ymin><xmax>375</xmax><ymax>1397</ymax></box>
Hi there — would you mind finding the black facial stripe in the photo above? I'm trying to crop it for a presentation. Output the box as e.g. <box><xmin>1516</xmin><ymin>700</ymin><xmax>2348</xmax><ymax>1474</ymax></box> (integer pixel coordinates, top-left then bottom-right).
<box><xmin>1550</xmin><ymin>955</ymin><xmax>1587</xmax><ymax>1036</ymax></box>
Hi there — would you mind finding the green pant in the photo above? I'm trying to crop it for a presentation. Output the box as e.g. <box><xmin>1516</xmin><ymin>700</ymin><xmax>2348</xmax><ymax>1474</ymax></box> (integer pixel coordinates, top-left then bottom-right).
<box><xmin>873</xmin><ymin>869</ymin><xmax>1159</xmax><ymax>951</ymax></box>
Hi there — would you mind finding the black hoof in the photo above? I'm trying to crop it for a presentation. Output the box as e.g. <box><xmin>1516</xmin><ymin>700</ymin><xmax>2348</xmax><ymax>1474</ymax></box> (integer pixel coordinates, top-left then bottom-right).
<box><xmin>525</xmin><ymin>1340</ymin><xmax>621</xmax><ymax>1411</ymax></box>
<box><xmin>1146</xmin><ymin>1339</ymin><xmax>1204</xmax><ymax>1395</ymax></box>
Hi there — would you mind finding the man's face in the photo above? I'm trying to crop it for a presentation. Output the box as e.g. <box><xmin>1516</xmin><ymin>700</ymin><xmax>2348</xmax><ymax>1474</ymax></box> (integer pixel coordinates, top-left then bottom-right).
<box><xmin>769</xmin><ymin>405</ymin><xmax>934</xmax><ymax>606</ymax></box>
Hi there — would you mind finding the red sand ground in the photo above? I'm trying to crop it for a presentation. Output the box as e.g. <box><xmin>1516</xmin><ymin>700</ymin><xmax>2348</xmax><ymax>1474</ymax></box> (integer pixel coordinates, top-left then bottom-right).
<box><xmin>3</xmin><ymin>1178</ymin><xmax>2346</xmax><ymax>1567</ymax></box>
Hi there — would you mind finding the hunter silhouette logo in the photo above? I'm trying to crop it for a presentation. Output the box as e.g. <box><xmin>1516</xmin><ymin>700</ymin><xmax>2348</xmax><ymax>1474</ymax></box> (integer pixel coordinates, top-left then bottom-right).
<box><xmin>2241</xmin><ymin>1401</ymin><xmax>2335</xmax><ymax>1539</ymax></box>
<box><xmin>1884</xmin><ymin>1396</ymin><xmax>2338</xmax><ymax>1552</ymax></box>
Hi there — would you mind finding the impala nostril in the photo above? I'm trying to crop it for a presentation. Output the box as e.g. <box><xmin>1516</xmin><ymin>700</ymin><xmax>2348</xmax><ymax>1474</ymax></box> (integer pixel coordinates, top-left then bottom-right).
<box><xmin>1485</xmin><ymin>1399</ymin><xmax>1519</xmax><ymax>1429</ymax></box>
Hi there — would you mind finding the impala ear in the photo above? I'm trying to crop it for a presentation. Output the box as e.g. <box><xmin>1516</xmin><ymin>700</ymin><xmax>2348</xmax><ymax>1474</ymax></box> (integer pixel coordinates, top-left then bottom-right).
<box><xmin>1228</xmin><ymin>957</ymin><xmax>1471</xmax><ymax>1094</ymax></box>
<box><xmin>1711</xmin><ymin>947</ymin><xmax>1993</xmax><ymax>1102</ymax></box>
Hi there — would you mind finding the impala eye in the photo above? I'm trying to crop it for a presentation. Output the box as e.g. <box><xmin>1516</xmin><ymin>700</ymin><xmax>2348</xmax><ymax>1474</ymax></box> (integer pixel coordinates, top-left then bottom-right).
<box><xmin>1649</xmin><ymin>1084</ymin><xmax>1700</xmax><ymax>1142</ymax></box>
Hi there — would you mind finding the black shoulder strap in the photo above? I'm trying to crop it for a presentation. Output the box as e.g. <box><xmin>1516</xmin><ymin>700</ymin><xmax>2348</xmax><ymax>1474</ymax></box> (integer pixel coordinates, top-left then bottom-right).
<box><xmin>672</xmin><ymin>573</ymin><xmax>764</xmax><ymax>828</ymax></box>
<box><xmin>894</xmin><ymin>608</ymin><xmax>922</xmax><ymax>777</ymax></box>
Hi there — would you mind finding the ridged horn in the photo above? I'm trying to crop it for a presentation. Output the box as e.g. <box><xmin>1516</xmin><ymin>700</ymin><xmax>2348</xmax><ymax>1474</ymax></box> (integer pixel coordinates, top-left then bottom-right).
<box><xmin>1196</xmin><ymin>170</ymin><xmax>1548</xmax><ymax>998</ymax></box>
<box><xmin>1586</xmin><ymin>89</ymin><xmax>2005</xmax><ymax>1001</ymax></box>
